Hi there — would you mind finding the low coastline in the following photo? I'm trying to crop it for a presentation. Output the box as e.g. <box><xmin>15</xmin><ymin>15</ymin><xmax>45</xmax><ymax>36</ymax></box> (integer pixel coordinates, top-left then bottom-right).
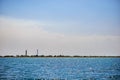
<box><xmin>0</xmin><ymin>55</ymin><xmax>120</xmax><ymax>58</ymax></box>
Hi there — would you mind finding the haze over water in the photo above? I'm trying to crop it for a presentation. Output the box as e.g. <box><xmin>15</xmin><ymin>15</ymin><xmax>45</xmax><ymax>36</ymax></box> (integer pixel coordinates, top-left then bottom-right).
<box><xmin>0</xmin><ymin>0</ymin><xmax>120</xmax><ymax>56</ymax></box>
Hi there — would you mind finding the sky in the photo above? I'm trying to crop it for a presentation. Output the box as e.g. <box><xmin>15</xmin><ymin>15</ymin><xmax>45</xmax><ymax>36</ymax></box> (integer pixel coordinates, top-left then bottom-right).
<box><xmin>0</xmin><ymin>0</ymin><xmax>120</xmax><ymax>56</ymax></box>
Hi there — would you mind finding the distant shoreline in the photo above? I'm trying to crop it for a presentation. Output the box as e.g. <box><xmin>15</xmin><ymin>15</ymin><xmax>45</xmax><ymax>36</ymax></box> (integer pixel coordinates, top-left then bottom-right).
<box><xmin>0</xmin><ymin>55</ymin><xmax>120</xmax><ymax>58</ymax></box>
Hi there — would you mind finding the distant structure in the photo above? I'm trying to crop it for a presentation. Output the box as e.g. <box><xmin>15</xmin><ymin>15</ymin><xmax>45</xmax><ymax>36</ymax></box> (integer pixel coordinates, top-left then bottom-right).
<box><xmin>25</xmin><ymin>50</ymin><xmax>27</xmax><ymax>56</ymax></box>
<box><xmin>36</xmin><ymin>49</ymin><xmax>39</xmax><ymax>56</ymax></box>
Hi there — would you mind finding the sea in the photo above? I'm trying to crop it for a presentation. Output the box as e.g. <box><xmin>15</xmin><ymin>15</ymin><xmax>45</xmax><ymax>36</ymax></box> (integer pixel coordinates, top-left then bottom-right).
<box><xmin>0</xmin><ymin>58</ymin><xmax>120</xmax><ymax>80</ymax></box>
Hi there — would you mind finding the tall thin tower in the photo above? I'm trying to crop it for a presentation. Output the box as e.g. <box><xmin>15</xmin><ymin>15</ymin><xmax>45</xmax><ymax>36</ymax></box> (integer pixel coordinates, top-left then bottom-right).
<box><xmin>25</xmin><ymin>50</ymin><xmax>27</xmax><ymax>56</ymax></box>
<box><xmin>36</xmin><ymin>49</ymin><xmax>38</xmax><ymax>56</ymax></box>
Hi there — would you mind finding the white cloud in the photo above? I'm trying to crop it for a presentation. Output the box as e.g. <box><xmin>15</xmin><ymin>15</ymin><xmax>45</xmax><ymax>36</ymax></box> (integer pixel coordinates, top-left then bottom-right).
<box><xmin>0</xmin><ymin>16</ymin><xmax>120</xmax><ymax>56</ymax></box>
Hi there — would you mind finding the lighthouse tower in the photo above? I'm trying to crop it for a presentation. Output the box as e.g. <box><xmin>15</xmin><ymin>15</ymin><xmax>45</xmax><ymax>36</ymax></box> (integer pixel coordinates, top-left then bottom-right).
<box><xmin>25</xmin><ymin>50</ymin><xmax>27</xmax><ymax>56</ymax></box>
<box><xmin>36</xmin><ymin>49</ymin><xmax>38</xmax><ymax>56</ymax></box>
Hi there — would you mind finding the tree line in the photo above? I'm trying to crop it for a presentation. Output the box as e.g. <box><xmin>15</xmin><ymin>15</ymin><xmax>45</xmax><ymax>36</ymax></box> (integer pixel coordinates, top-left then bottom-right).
<box><xmin>0</xmin><ymin>55</ymin><xmax>119</xmax><ymax>58</ymax></box>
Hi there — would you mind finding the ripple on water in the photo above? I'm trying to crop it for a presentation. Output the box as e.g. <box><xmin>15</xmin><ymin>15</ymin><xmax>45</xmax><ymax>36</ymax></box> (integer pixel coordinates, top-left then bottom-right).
<box><xmin>0</xmin><ymin>58</ymin><xmax>120</xmax><ymax>80</ymax></box>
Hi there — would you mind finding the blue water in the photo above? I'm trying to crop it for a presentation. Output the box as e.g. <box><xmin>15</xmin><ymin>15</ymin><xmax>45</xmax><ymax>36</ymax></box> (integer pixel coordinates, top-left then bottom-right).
<box><xmin>0</xmin><ymin>58</ymin><xmax>120</xmax><ymax>80</ymax></box>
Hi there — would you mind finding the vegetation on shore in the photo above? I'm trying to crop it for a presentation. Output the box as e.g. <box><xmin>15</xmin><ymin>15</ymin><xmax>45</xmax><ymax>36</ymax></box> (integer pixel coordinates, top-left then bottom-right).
<box><xmin>1</xmin><ymin>50</ymin><xmax>119</xmax><ymax>58</ymax></box>
<box><xmin>0</xmin><ymin>55</ymin><xmax>120</xmax><ymax>58</ymax></box>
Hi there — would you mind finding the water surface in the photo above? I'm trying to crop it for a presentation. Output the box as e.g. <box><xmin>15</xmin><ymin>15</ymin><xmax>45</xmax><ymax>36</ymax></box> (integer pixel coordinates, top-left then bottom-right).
<box><xmin>0</xmin><ymin>58</ymin><xmax>120</xmax><ymax>80</ymax></box>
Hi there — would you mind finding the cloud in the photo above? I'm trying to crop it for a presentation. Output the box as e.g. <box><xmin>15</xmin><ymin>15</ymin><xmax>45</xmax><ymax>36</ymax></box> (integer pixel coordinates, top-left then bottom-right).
<box><xmin>0</xmin><ymin>16</ymin><xmax>120</xmax><ymax>56</ymax></box>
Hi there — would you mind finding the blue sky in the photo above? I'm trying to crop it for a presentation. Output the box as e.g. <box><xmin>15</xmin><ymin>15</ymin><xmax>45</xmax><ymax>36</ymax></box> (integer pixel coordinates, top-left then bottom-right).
<box><xmin>0</xmin><ymin>0</ymin><xmax>120</xmax><ymax>56</ymax></box>
<box><xmin>0</xmin><ymin>0</ymin><xmax>120</xmax><ymax>35</ymax></box>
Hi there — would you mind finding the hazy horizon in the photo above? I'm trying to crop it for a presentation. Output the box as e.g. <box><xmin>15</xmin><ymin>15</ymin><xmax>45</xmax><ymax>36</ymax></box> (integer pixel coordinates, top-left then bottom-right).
<box><xmin>0</xmin><ymin>0</ymin><xmax>120</xmax><ymax>56</ymax></box>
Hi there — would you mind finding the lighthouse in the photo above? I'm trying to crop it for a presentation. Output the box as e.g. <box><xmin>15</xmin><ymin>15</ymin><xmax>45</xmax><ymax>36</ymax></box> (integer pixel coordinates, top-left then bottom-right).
<box><xmin>36</xmin><ymin>49</ymin><xmax>38</xmax><ymax>56</ymax></box>
<box><xmin>25</xmin><ymin>50</ymin><xmax>27</xmax><ymax>56</ymax></box>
